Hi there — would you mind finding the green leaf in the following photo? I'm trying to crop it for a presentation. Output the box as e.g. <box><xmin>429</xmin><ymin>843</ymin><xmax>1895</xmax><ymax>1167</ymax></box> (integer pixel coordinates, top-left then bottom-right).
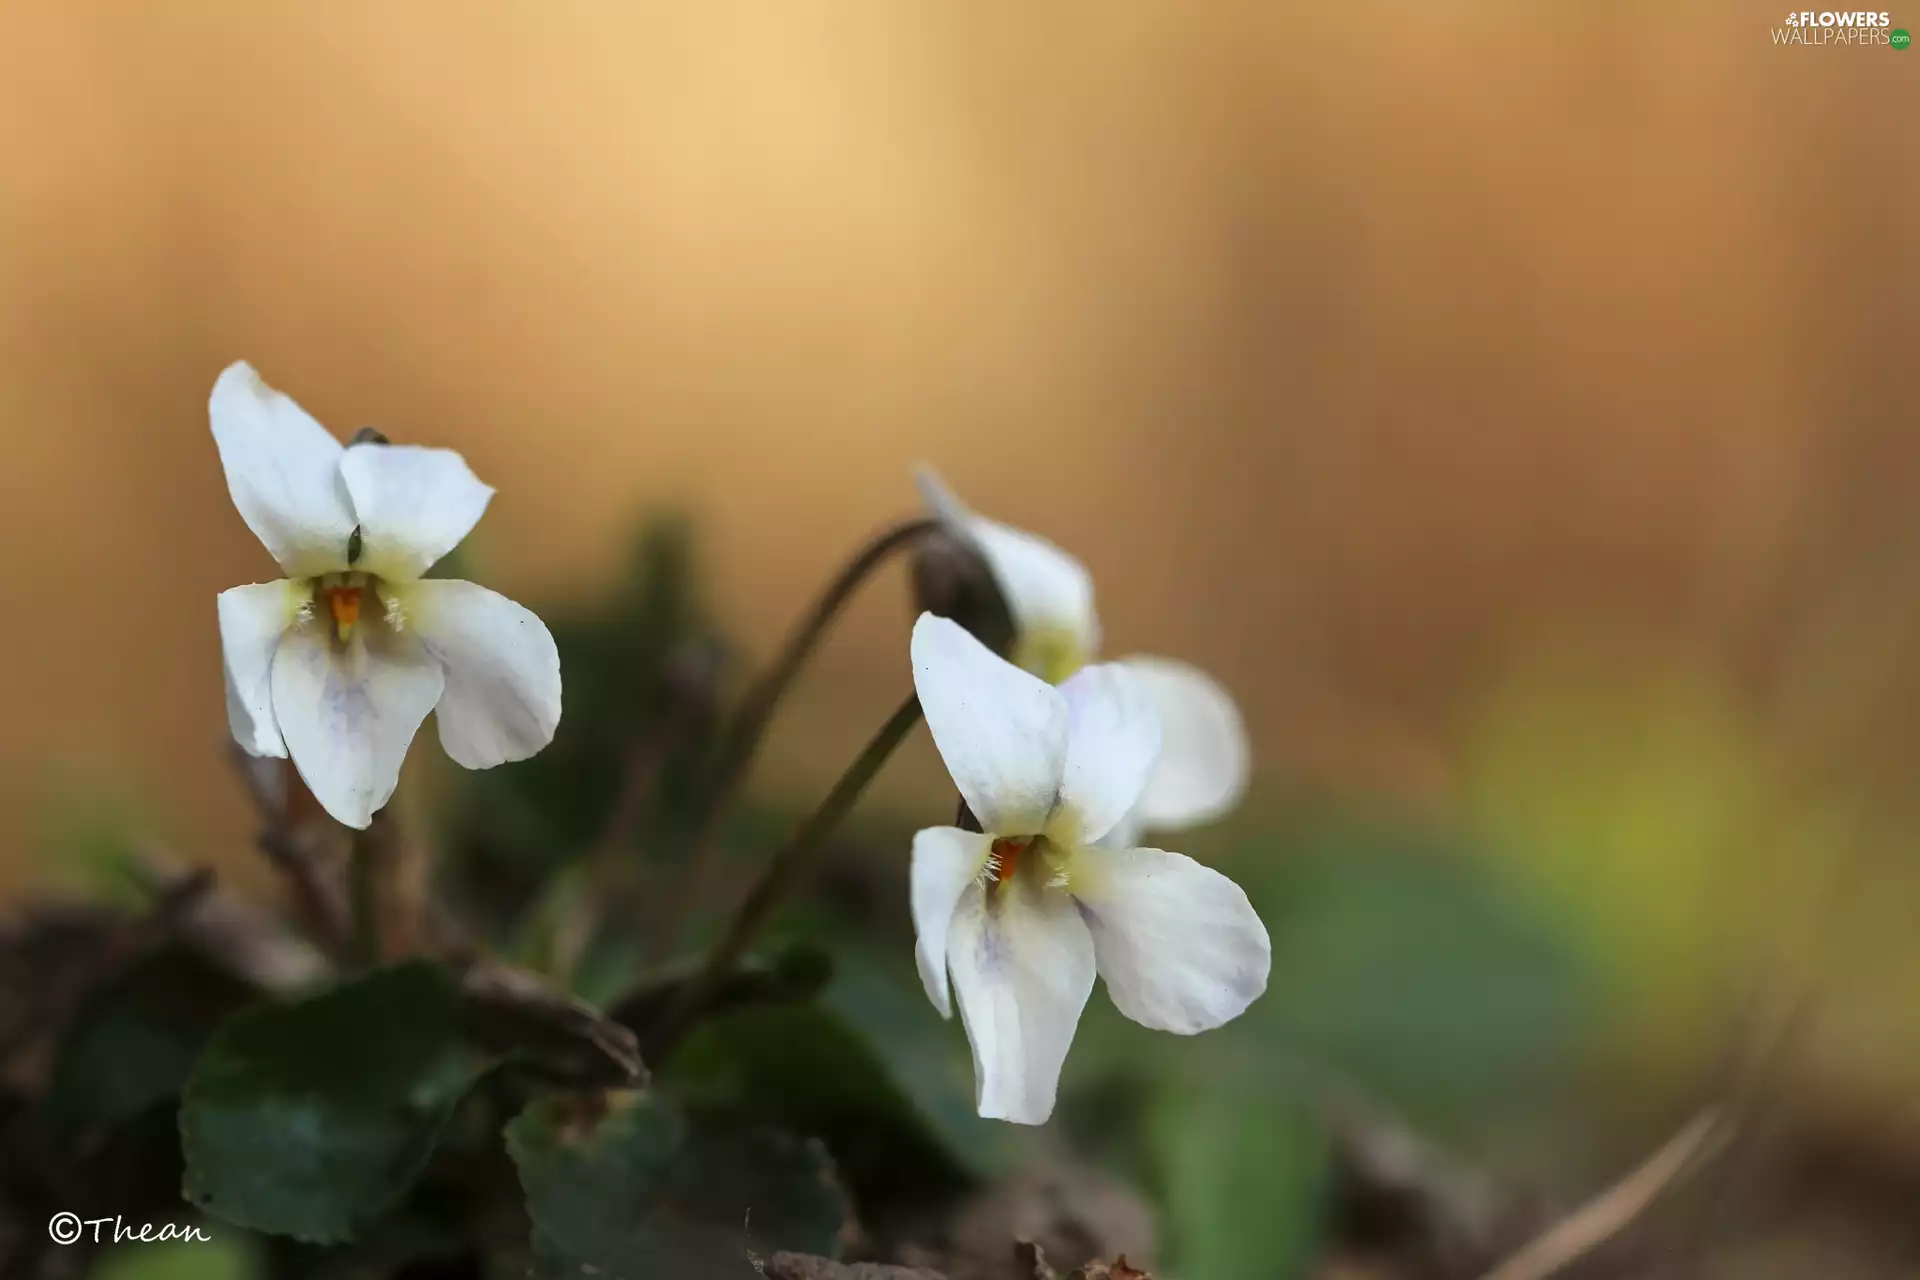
<box><xmin>179</xmin><ymin>962</ymin><xmax>490</xmax><ymax>1244</ymax></box>
<box><xmin>660</xmin><ymin>997</ymin><xmax>973</xmax><ymax>1206</ymax></box>
<box><xmin>1150</xmin><ymin>1069</ymin><xmax>1330</xmax><ymax>1280</ymax></box>
<box><xmin>89</xmin><ymin>1233</ymin><xmax>257</xmax><ymax>1280</ymax></box>
<box><xmin>820</xmin><ymin>953</ymin><xmax>1018</xmax><ymax>1178</ymax></box>
<box><xmin>507</xmin><ymin>1093</ymin><xmax>850</xmax><ymax>1280</ymax></box>
<box><xmin>47</xmin><ymin>946</ymin><xmax>254</xmax><ymax>1145</ymax></box>
<box><xmin>1246</xmin><ymin>810</ymin><xmax>1588</xmax><ymax>1114</ymax></box>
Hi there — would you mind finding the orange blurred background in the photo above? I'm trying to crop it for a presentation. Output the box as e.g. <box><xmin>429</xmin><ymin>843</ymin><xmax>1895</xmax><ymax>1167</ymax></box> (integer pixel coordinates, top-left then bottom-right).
<box><xmin>2</xmin><ymin>1</ymin><xmax>1918</xmax><ymax>1131</ymax></box>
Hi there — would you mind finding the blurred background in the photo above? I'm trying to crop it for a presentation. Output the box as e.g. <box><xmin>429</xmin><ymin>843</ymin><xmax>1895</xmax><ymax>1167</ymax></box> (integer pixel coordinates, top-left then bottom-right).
<box><xmin>3</xmin><ymin>2</ymin><xmax>1918</xmax><ymax>1276</ymax></box>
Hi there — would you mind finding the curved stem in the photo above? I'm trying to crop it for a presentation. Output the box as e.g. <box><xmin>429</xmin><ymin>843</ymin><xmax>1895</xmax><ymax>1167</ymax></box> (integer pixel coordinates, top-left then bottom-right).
<box><xmin>666</xmin><ymin>517</ymin><xmax>935</xmax><ymax>951</ymax></box>
<box><xmin>704</xmin><ymin>517</ymin><xmax>935</xmax><ymax>826</ymax></box>
<box><xmin>649</xmin><ymin>693</ymin><xmax>924</xmax><ymax>1054</ymax></box>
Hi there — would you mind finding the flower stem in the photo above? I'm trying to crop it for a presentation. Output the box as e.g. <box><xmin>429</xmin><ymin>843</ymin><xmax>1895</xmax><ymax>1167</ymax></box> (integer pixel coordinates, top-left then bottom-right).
<box><xmin>668</xmin><ymin>517</ymin><xmax>935</xmax><ymax>947</ymax></box>
<box><xmin>348</xmin><ymin>809</ymin><xmax>414</xmax><ymax>966</ymax></box>
<box><xmin>648</xmin><ymin>692</ymin><xmax>924</xmax><ymax>1055</ymax></box>
<box><xmin>706</xmin><ymin>519</ymin><xmax>934</xmax><ymax>825</ymax></box>
<box><xmin>349</xmin><ymin>827</ymin><xmax>381</xmax><ymax>967</ymax></box>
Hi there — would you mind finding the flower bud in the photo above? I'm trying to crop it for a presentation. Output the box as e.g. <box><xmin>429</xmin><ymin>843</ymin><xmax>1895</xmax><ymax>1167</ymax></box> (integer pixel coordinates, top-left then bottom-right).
<box><xmin>911</xmin><ymin>528</ymin><xmax>1017</xmax><ymax>660</ymax></box>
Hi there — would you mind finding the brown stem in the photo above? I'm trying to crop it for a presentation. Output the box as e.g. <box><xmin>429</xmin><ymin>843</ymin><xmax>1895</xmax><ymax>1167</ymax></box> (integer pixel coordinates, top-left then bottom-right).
<box><xmin>647</xmin><ymin>693</ymin><xmax>923</xmax><ymax>1056</ymax></box>
<box><xmin>349</xmin><ymin>809</ymin><xmax>420</xmax><ymax>965</ymax></box>
<box><xmin>669</xmin><ymin>517</ymin><xmax>935</xmax><ymax>946</ymax></box>
<box><xmin>228</xmin><ymin>746</ymin><xmax>353</xmax><ymax>959</ymax></box>
<box><xmin>548</xmin><ymin>732</ymin><xmax>676</xmax><ymax>981</ymax></box>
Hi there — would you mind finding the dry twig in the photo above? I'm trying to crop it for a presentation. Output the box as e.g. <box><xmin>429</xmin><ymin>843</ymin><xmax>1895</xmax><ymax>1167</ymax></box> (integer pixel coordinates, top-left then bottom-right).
<box><xmin>1477</xmin><ymin>1110</ymin><xmax>1728</xmax><ymax>1280</ymax></box>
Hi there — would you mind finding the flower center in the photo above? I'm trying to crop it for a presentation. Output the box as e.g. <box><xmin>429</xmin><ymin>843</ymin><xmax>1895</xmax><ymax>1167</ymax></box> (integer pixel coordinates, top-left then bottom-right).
<box><xmin>311</xmin><ymin>572</ymin><xmax>388</xmax><ymax>645</ymax></box>
<box><xmin>984</xmin><ymin>834</ymin><xmax>1073</xmax><ymax>897</ymax></box>
<box><xmin>1012</xmin><ymin>627</ymin><xmax>1088</xmax><ymax>686</ymax></box>
<box><xmin>987</xmin><ymin>836</ymin><xmax>1029</xmax><ymax>885</ymax></box>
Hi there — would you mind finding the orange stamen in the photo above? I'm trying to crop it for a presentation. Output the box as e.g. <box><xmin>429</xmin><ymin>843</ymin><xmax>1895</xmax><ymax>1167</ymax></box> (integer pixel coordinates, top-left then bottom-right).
<box><xmin>326</xmin><ymin>585</ymin><xmax>362</xmax><ymax>639</ymax></box>
<box><xmin>989</xmin><ymin>837</ymin><xmax>1028</xmax><ymax>884</ymax></box>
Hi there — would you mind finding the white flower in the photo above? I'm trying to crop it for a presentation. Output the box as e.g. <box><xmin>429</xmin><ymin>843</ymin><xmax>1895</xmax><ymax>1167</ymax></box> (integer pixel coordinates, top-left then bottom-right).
<box><xmin>916</xmin><ymin>467</ymin><xmax>1249</xmax><ymax>847</ymax></box>
<box><xmin>212</xmin><ymin>362</ymin><xmax>561</xmax><ymax>829</ymax></box>
<box><xmin>909</xmin><ymin>613</ymin><xmax>1270</xmax><ymax>1125</ymax></box>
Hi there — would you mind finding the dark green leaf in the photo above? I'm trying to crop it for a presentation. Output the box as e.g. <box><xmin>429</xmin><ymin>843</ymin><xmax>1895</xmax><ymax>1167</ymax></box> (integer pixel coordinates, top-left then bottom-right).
<box><xmin>821</xmin><ymin>954</ymin><xmax>1016</xmax><ymax>1178</ymax></box>
<box><xmin>47</xmin><ymin>946</ymin><xmax>254</xmax><ymax>1145</ymax></box>
<box><xmin>507</xmin><ymin>1093</ymin><xmax>850</xmax><ymax>1280</ymax></box>
<box><xmin>180</xmin><ymin>962</ymin><xmax>490</xmax><ymax>1243</ymax></box>
<box><xmin>660</xmin><ymin>997</ymin><xmax>972</xmax><ymax>1206</ymax></box>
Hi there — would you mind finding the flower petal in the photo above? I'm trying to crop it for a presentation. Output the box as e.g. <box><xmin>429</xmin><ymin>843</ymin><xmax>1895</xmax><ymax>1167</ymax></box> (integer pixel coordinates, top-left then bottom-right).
<box><xmin>1094</xmin><ymin>812</ymin><xmax>1145</xmax><ymax>854</ymax></box>
<box><xmin>1072</xmin><ymin>845</ymin><xmax>1269</xmax><ymax>1034</ymax></box>
<box><xmin>217</xmin><ymin>580</ymin><xmax>302</xmax><ymax>758</ymax></box>
<box><xmin>916</xmin><ymin>466</ymin><xmax>1100</xmax><ymax>665</ymax></box>
<box><xmin>1057</xmin><ymin>663</ymin><xmax>1161</xmax><ymax>845</ymax></box>
<box><xmin>1120</xmin><ymin>656</ymin><xmax>1250</xmax><ymax>830</ymax></box>
<box><xmin>338</xmin><ymin>443</ymin><xmax>494</xmax><ymax>582</ymax></box>
<box><xmin>911</xmin><ymin>613</ymin><xmax>1068</xmax><ymax>835</ymax></box>
<box><xmin>946</xmin><ymin>878</ymin><xmax>1096</xmax><ymax>1124</ymax></box>
<box><xmin>400</xmin><ymin>579</ymin><xmax>562</xmax><ymax>770</ymax></box>
<box><xmin>209</xmin><ymin>362</ymin><xmax>356</xmax><ymax>577</ymax></box>
<box><xmin>270</xmin><ymin>627</ymin><xmax>445</xmax><ymax>828</ymax></box>
<box><xmin>911</xmin><ymin>826</ymin><xmax>993</xmax><ymax>1019</ymax></box>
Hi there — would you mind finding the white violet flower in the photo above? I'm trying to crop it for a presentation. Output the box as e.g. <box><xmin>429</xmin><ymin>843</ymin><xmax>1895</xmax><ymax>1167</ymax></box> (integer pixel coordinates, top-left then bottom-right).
<box><xmin>910</xmin><ymin>613</ymin><xmax>1270</xmax><ymax>1125</ymax></box>
<box><xmin>917</xmin><ymin>466</ymin><xmax>1251</xmax><ymax>849</ymax></box>
<box><xmin>212</xmin><ymin>362</ymin><xmax>562</xmax><ymax>829</ymax></box>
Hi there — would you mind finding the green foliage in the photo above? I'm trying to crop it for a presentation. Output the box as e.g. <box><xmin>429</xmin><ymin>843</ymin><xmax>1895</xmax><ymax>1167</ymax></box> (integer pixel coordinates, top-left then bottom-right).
<box><xmin>1460</xmin><ymin>656</ymin><xmax>1760</xmax><ymax>1074</ymax></box>
<box><xmin>48</xmin><ymin>946</ymin><xmax>255</xmax><ymax>1147</ymax></box>
<box><xmin>661</xmin><ymin>996</ymin><xmax>973</xmax><ymax>1206</ymax></box>
<box><xmin>820</xmin><ymin>952</ymin><xmax>1019</xmax><ymax>1177</ymax></box>
<box><xmin>1149</xmin><ymin>1067</ymin><xmax>1330</xmax><ymax>1280</ymax></box>
<box><xmin>506</xmin><ymin>1092</ymin><xmax>850</xmax><ymax>1280</ymax></box>
<box><xmin>8</xmin><ymin>506</ymin><xmax>1608</xmax><ymax>1279</ymax></box>
<box><xmin>445</xmin><ymin>518</ymin><xmax>722</xmax><ymax>893</ymax></box>
<box><xmin>35</xmin><ymin>785</ymin><xmax>158</xmax><ymax>908</ymax></box>
<box><xmin>1243</xmin><ymin>808</ymin><xmax>1589</xmax><ymax>1116</ymax></box>
<box><xmin>179</xmin><ymin>963</ymin><xmax>492</xmax><ymax>1244</ymax></box>
<box><xmin>1099</xmin><ymin>808</ymin><xmax>1587</xmax><ymax>1278</ymax></box>
<box><xmin>89</xmin><ymin>1235</ymin><xmax>258</xmax><ymax>1280</ymax></box>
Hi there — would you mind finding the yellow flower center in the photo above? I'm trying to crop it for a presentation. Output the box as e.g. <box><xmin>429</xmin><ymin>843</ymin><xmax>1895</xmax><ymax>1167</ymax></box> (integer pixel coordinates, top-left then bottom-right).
<box><xmin>1013</xmin><ymin>626</ymin><xmax>1088</xmax><ymax>686</ymax></box>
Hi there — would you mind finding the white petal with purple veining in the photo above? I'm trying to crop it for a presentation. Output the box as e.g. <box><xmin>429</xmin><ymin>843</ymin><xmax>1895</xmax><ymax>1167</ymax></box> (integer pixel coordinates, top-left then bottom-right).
<box><xmin>269</xmin><ymin>627</ymin><xmax>445</xmax><ymax>829</ymax></box>
<box><xmin>945</xmin><ymin>877</ymin><xmax>1096</xmax><ymax>1125</ymax></box>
